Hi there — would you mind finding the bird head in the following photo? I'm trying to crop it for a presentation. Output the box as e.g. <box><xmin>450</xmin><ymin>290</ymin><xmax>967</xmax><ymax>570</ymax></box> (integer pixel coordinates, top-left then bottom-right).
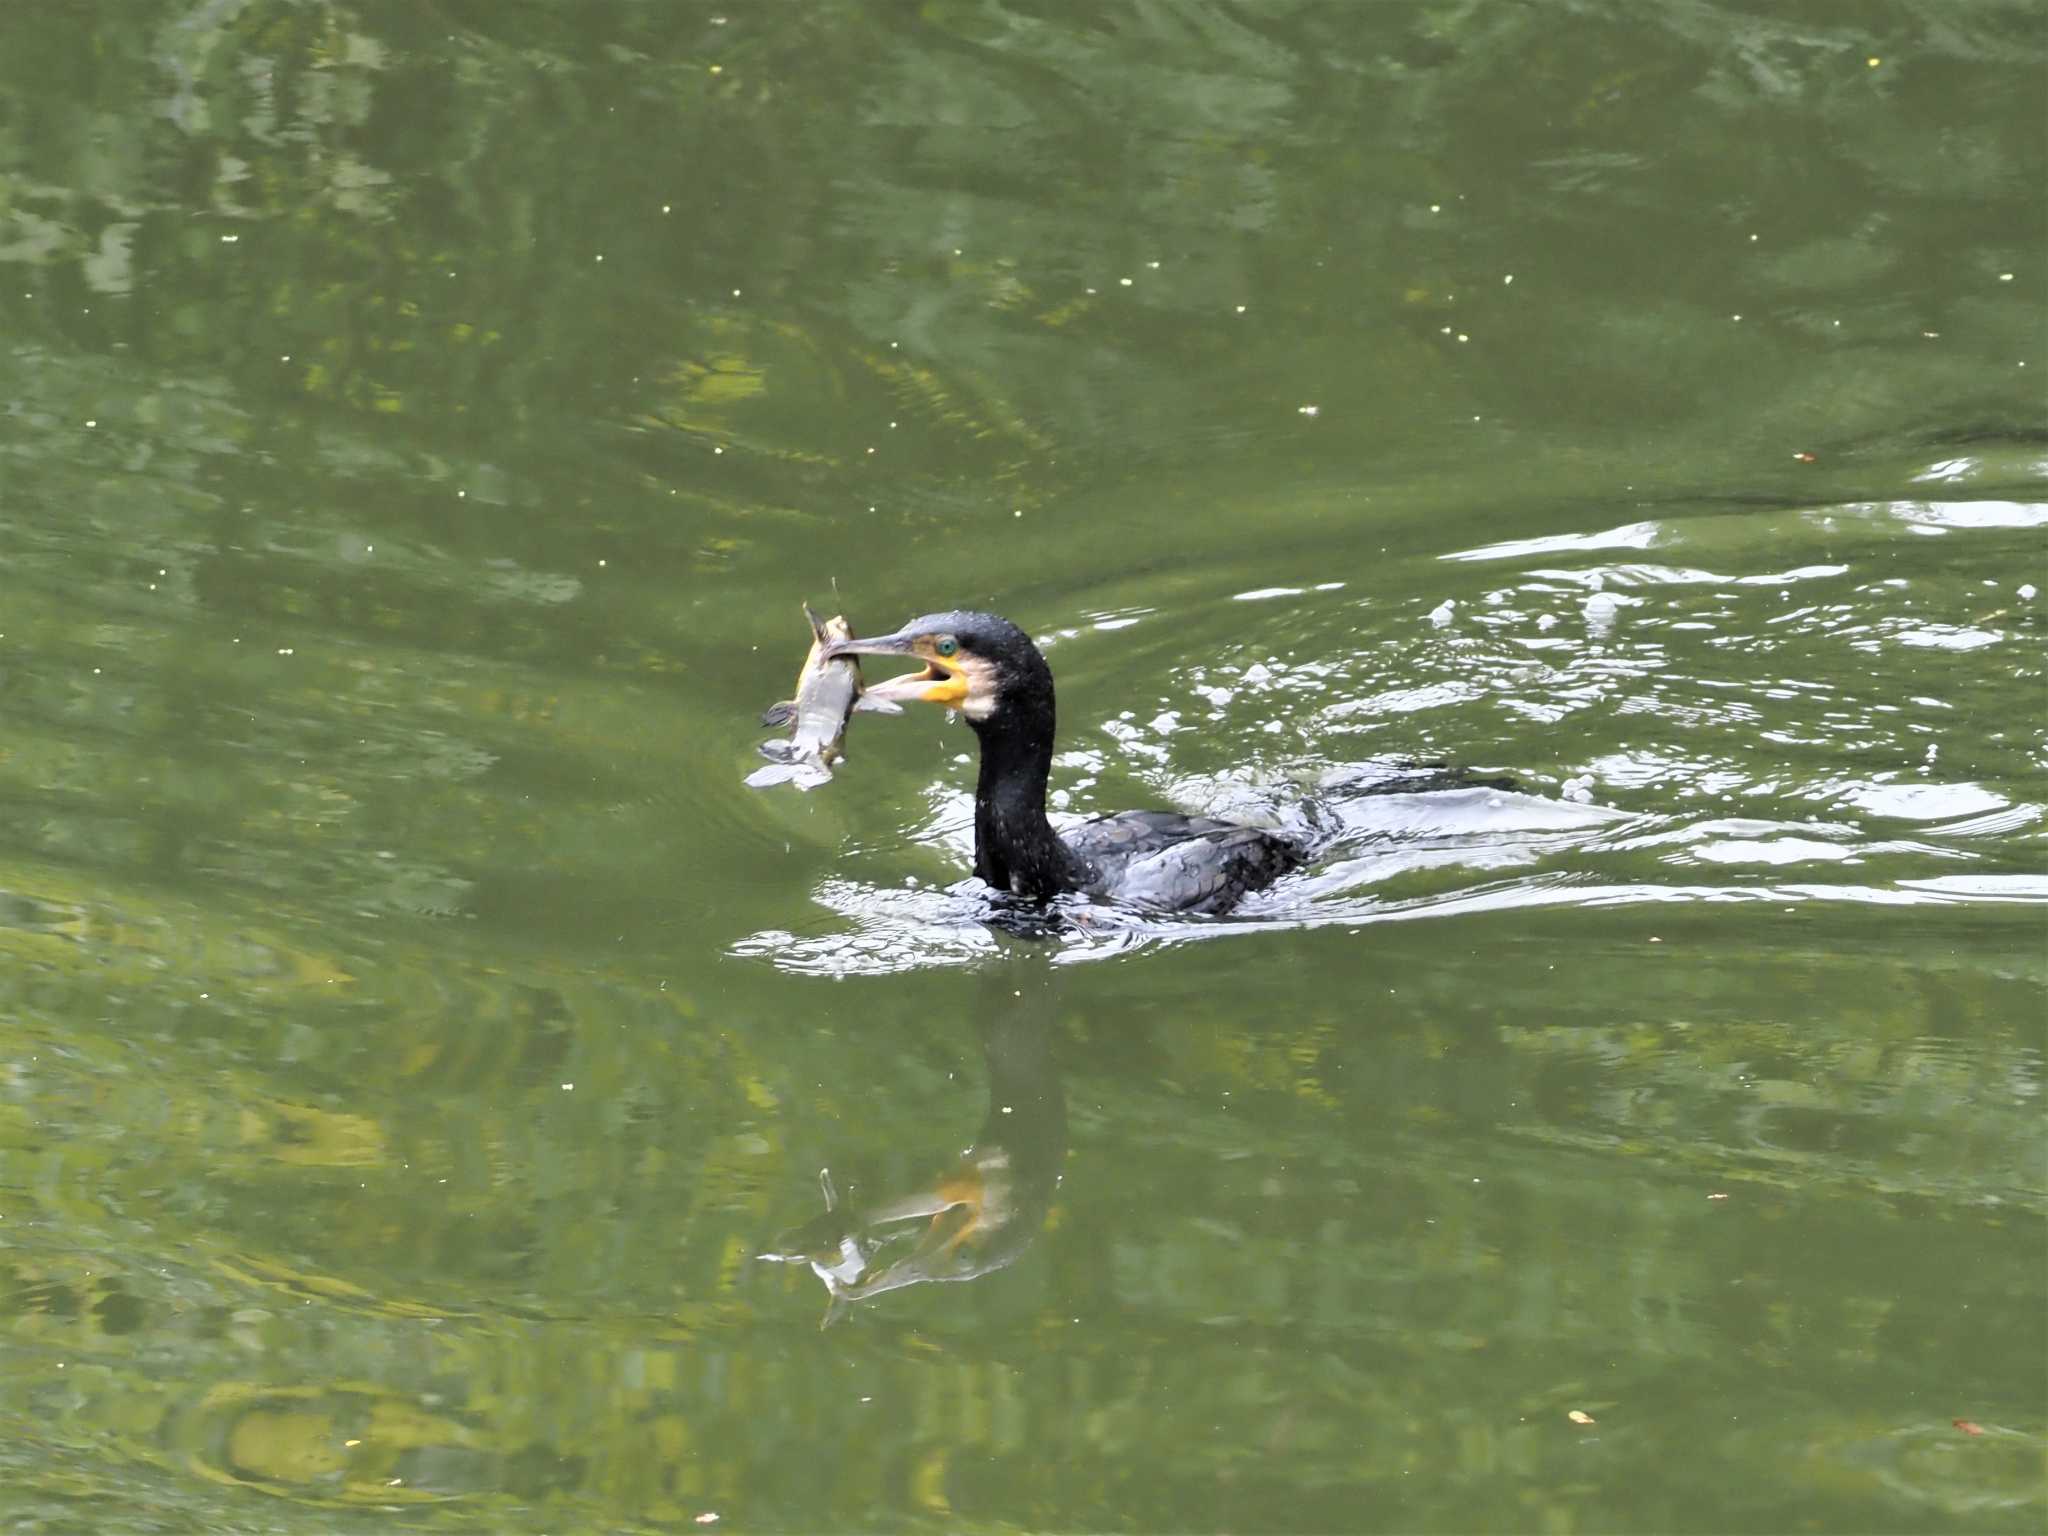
<box><xmin>822</xmin><ymin>610</ymin><xmax>1050</xmax><ymax>727</ymax></box>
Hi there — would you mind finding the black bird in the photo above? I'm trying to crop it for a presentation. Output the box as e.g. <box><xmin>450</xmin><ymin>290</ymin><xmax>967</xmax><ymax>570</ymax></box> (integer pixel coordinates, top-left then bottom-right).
<box><xmin>823</xmin><ymin>611</ymin><xmax>1305</xmax><ymax>914</ymax></box>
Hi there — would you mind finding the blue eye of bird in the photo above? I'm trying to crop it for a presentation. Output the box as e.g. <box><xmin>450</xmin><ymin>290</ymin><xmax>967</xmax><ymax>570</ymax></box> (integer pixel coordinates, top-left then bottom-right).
<box><xmin>935</xmin><ymin>636</ymin><xmax>958</xmax><ymax>657</ymax></box>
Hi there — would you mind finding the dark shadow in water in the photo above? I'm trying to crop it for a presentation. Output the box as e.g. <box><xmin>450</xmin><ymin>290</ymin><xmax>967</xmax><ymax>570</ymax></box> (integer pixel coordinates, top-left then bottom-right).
<box><xmin>757</xmin><ymin>969</ymin><xmax>1065</xmax><ymax>1328</ymax></box>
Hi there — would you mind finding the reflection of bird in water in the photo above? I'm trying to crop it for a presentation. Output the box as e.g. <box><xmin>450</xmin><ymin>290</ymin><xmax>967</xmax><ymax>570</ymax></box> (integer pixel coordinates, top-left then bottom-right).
<box><xmin>826</xmin><ymin>611</ymin><xmax>1305</xmax><ymax>914</ymax></box>
<box><xmin>758</xmin><ymin>985</ymin><xmax>1065</xmax><ymax>1328</ymax></box>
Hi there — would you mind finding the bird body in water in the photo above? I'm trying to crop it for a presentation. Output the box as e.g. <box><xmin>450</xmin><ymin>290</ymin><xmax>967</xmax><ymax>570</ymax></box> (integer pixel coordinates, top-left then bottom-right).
<box><xmin>824</xmin><ymin>611</ymin><xmax>1304</xmax><ymax>914</ymax></box>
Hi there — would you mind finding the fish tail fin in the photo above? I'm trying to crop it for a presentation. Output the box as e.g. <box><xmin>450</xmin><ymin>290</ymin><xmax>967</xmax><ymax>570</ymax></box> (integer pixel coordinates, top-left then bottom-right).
<box><xmin>745</xmin><ymin>758</ymin><xmax>832</xmax><ymax>791</ymax></box>
<box><xmin>760</xmin><ymin>701</ymin><xmax>797</xmax><ymax>728</ymax></box>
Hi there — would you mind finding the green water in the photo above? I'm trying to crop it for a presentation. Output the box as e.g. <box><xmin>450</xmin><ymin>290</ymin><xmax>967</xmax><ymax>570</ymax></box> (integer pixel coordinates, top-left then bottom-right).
<box><xmin>2</xmin><ymin>2</ymin><xmax>2044</xmax><ymax>1530</ymax></box>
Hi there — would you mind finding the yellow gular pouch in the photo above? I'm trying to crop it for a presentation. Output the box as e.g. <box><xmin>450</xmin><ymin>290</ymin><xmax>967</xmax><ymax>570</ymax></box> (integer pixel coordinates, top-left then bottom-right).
<box><xmin>918</xmin><ymin>643</ymin><xmax>999</xmax><ymax>717</ymax></box>
<box><xmin>920</xmin><ymin>655</ymin><xmax>971</xmax><ymax>708</ymax></box>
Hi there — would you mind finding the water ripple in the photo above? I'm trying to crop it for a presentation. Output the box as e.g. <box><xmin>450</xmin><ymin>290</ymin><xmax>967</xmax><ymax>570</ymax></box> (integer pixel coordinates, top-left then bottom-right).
<box><xmin>729</xmin><ymin>484</ymin><xmax>2045</xmax><ymax>976</ymax></box>
<box><xmin>729</xmin><ymin>786</ymin><xmax>2045</xmax><ymax>977</ymax></box>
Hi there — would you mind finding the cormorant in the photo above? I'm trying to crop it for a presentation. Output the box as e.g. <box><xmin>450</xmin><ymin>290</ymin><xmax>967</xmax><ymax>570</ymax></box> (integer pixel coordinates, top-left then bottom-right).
<box><xmin>824</xmin><ymin>610</ymin><xmax>1305</xmax><ymax>914</ymax></box>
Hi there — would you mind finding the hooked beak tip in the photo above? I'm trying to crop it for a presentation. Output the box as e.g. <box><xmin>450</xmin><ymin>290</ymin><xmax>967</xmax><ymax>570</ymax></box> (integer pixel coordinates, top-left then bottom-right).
<box><xmin>822</xmin><ymin>631</ymin><xmax>914</xmax><ymax>661</ymax></box>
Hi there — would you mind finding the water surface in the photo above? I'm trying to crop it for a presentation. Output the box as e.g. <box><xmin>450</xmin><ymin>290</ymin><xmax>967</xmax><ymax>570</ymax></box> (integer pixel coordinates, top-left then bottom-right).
<box><xmin>1</xmin><ymin>2</ymin><xmax>2042</xmax><ymax>1531</ymax></box>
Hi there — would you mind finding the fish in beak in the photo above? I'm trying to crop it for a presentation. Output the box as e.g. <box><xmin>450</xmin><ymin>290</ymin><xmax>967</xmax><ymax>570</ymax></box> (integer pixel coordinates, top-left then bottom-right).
<box><xmin>821</xmin><ymin>626</ymin><xmax>972</xmax><ymax>710</ymax></box>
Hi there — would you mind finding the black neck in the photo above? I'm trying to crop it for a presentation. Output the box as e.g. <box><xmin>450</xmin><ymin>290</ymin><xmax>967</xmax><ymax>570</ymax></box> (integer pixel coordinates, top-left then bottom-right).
<box><xmin>970</xmin><ymin>685</ymin><xmax>1089</xmax><ymax>899</ymax></box>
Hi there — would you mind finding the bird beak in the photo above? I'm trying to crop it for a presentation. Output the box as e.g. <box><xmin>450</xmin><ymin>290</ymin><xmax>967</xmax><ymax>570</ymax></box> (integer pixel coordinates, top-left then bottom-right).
<box><xmin>822</xmin><ymin>628</ymin><xmax>968</xmax><ymax>708</ymax></box>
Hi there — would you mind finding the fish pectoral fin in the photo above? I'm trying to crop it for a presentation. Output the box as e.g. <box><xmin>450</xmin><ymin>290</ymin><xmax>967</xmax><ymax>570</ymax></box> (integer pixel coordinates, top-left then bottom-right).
<box><xmin>757</xmin><ymin>739</ymin><xmax>796</xmax><ymax>763</ymax></box>
<box><xmin>760</xmin><ymin>700</ymin><xmax>797</xmax><ymax>728</ymax></box>
<box><xmin>852</xmin><ymin>692</ymin><xmax>904</xmax><ymax>715</ymax></box>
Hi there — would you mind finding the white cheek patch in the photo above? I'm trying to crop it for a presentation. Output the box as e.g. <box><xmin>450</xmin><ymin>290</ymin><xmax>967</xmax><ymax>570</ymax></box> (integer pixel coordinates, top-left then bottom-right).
<box><xmin>955</xmin><ymin>657</ymin><xmax>998</xmax><ymax>721</ymax></box>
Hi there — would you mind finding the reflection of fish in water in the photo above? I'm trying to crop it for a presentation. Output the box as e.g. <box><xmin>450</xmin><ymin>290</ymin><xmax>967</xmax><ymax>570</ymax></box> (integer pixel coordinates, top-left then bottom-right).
<box><xmin>758</xmin><ymin>1169</ymin><xmax>879</xmax><ymax>1295</ymax></box>
<box><xmin>746</xmin><ymin>604</ymin><xmax>900</xmax><ymax>791</ymax></box>
<box><xmin>758</xmin><ymin>996</ymin><xmax>1065</xmax><ymax>1328</ymax></box>
<box><xmin>761</xmin><ymin>1154</ymin><xmax>1028</xmax><ymax>1329</ymax></box>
